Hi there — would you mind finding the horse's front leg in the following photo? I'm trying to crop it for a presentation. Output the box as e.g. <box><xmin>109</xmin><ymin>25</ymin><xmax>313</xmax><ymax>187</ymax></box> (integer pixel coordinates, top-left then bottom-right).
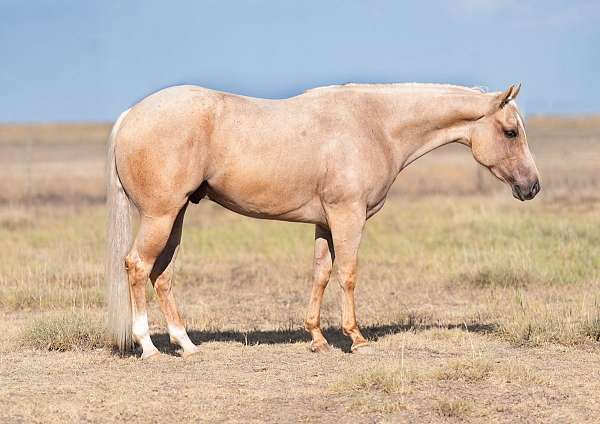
<box><xmin>328</xmin><ymin>205</ymin><xmax>369</xmax><ymax>352</ymax></box>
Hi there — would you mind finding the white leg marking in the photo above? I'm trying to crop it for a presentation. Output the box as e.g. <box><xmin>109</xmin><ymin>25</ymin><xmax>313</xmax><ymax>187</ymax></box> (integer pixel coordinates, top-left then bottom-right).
<box><xmin>133</xmin><ymin>314</ymin><xmax>159</xmax><ymax>359</ymax></box>
<box><xmin>168</xmin><ymin>324</ymin><xmax>200</xmax><ymax>357</ymax></box>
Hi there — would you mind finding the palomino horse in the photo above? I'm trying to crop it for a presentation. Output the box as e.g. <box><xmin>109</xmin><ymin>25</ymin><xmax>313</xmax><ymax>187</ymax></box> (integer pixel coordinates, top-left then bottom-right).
<box><xmin>107</xmin><ymin>82</ymin><xmax>540</xmax><ymax>358</ymax></box>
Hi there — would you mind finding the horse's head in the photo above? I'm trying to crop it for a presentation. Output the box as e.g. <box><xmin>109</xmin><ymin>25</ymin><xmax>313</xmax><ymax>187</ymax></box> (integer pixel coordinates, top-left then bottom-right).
<box><xmin>470</xmin><ymin>84</ymin><xmax>540</xmax><ymax>201</ymax></box>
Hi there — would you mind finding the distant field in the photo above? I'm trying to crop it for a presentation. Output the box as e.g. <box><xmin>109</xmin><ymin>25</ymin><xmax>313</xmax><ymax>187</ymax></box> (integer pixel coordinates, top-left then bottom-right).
<box><xmin>1</xmin><ymin>117</ymin><xmax>599</xmax><ymax>423</ymax></box>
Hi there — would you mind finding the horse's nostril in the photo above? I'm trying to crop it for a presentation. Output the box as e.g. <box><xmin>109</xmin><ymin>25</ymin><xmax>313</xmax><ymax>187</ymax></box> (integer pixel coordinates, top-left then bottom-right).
<box><xmin>512</xmin><ymin>184</ymin><xmax>524</xmax><ymax>201</ymax></box>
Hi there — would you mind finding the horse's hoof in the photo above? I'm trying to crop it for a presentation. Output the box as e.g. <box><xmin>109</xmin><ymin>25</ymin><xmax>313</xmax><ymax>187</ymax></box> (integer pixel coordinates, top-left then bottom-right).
<box><xmin>141</xmin><ymin>349</ymin><xmax>161</xmax><ymax>360</ymax></box>
<box><xmin>182</xmin><ymin>345</ymin><xmax>201</xmax><ymax>359</ymax></box>
<box><xmin>351</xmin><ymin>343</ymin><xmax>374</xmax><ymax>354</ymax></box>
<box><xmin>309</xmin><ymin>341</ymin><xmax>332</xmax><ymax>353</ymax></box>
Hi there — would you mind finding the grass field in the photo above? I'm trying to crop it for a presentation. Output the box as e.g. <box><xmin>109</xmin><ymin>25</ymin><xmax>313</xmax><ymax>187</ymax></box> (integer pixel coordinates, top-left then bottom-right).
<box><xmin>1</xmin><ymin>117</ymin><xmax>599</xmax><ymax>423</ymax></box>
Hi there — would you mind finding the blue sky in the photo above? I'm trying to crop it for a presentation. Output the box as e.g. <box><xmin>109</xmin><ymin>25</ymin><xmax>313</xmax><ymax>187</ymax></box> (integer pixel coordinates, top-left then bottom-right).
<box><xmin>1</xmin><ymin>0</ymin><xmax>598</xmax><ymax>122</ymax></box>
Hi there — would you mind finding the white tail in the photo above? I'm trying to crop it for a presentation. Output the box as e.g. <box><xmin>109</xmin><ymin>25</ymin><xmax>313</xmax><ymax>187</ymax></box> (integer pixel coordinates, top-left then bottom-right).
<box><xmin>106</xmin><ymin>109</ymin><xmax>133</xmax><ymax>352</ymax></box>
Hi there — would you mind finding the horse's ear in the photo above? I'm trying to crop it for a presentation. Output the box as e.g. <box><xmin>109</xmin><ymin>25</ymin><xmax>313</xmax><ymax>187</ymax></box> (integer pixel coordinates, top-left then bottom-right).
<box><xmin>496</xmin><ymin>83</ymin><xmax>521</xmax><ymax>109</ymax></box>
<box><xmin>511</xmin><ymin>83</ymin><xmax>521</xmax><ymax>99</ymax></box>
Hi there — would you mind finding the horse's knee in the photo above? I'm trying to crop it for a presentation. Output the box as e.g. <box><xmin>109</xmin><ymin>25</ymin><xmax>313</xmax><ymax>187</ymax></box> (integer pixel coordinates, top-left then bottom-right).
<box><xmin>313</xmin><ymin>252</ymin><xmax>332</xmax><ymax>287</ymax></box>
<box><xmin>314</xmin><ymin>266</ymin><xmax>332</xmax><ymax>288</ymax></box>
<box><xmin>336</xmin><ymin>268</ymin><xmax>357</xmax><ymax>291</ymax></box>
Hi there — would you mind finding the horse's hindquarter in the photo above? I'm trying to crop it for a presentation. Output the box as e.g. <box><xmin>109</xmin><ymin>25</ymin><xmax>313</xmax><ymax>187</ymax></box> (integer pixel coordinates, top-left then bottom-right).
<box><xmin>115</xmin><ymin>87</ymin><xmax>216</xmax><ymax>215</ymax></box>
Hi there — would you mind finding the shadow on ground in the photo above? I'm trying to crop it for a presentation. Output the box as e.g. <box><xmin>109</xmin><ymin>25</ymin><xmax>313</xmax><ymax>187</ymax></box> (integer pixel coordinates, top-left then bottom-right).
<box><xmin>136</xmin><ymin>321</ymin><xmax>497</xmax><ymax>357</ymax></box>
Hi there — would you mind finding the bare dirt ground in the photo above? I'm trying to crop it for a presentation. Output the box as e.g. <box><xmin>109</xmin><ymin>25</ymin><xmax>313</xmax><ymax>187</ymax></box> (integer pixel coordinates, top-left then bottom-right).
<box><xmin>3</xmin><ymin>328</ymin><xmax>600</xmax><ymax>423</ymax></box>
<box><xmin>0</xmin><ymin>117</ymin><xmax>599</xmax><ymax>423</ymax></box>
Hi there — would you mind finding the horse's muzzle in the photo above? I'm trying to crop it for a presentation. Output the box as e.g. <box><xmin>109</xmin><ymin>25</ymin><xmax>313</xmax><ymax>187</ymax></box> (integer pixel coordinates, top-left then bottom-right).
<box><xmin>512</xmin><ymin>179</ymin><xmax>541</xmax><ymax>201</ymax></box>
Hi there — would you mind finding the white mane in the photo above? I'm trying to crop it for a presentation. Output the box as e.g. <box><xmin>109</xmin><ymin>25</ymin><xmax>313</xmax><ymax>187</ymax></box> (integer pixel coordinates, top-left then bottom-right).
<box><xmin>304</xmin><ymin>82</ymin><xmax>486</xmax><ymax>95</ymax></box>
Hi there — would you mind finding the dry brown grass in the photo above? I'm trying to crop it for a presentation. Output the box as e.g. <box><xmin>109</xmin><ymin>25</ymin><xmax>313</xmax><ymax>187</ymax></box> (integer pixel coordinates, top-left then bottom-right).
<box><xmin>433</xmin><ymin>358</ymin><xmax>493</xmax><ymax>382</ymax></box>
<box><xmin>19</xmin><ymin>309</ymin><xmax>108</xmax><ymax>351</ymax></box>
<box><xmin>493</xmin><ymin>290</ymin><xmax>600</xmax><ymax>346</ymax></box>
<box><xmin>0</xmin><ymin>268</ymin><xmax>104</xmax><ymax>310</ymax></box>
<box><xmin>0</xmin><ymin>122</ymin><xmax>110</xmax><ymax>145</ymax></box>
<box><xmin>493</xmin><ymin>362</ymin><xmax>550</xmax><ymax>386</ymax></box>
<box><xmin>434</xmin><ymin>397</ymin><xmax>474</xmax><ymax>419</ymax></box>
<box><xmin>346</xmin><ymin>398</ymin><xmax>407</xmax><ymax>415</ymax></box>
<box><xmin>332</xmin><ymin>361</ymin><xmax>417</xmax><ymax>395</ymax></box>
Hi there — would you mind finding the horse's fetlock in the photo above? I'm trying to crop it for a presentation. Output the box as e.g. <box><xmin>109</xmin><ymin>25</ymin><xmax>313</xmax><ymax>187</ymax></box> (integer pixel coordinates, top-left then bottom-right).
<box><xmin>132</xmin><ymin>317</ymin><xmax>149</xmax><ymax>340</ymax></box>
<box><xmin>342</xmin><ymin>323</ymin><xmax>357</xmax><ymax>336</ymax></box>
<box><xmin>305</xmin><ymin>316</ymin><xmax>319</xmax><ymax>331</ymax></box>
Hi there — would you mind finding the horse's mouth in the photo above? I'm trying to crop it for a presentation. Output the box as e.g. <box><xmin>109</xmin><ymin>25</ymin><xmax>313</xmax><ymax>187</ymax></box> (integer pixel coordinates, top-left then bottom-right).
<box><xmin>512</xmin><ymin>185</ymin><xmax>526</xmax><ymax>201</ymax></box>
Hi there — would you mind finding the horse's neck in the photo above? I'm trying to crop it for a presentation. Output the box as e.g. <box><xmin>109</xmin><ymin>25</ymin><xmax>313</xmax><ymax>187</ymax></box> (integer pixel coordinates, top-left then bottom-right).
<box><xmin>363</xmin><ymin>87</ymin><xmax>493</xmax><ymax>172</ymax></box>
<box><xmin>400</xmin><ymin>121</ymin><xmax>472</xmax><ymax>168</ymax></box>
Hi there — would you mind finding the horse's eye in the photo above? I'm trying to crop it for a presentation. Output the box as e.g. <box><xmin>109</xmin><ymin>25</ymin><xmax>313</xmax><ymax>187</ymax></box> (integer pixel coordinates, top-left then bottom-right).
<box><xmin>504</xmin><ymin>129</ymin><xmax>518</xmax><ymax>139</ymax></box>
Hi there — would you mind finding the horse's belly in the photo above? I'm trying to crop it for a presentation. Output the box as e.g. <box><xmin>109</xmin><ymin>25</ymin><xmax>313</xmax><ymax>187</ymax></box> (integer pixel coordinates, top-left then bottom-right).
<box><xmin>205</xmin><ymin>176</ymin><xmax>325</xmax><ymax>224</ymax></box>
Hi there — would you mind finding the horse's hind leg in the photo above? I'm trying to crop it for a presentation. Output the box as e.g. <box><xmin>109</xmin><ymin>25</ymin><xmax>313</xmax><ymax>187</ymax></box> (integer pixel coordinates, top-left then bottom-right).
<box><xmin>126</xmin><ymin>213</ymin><xmax>179</xmax><ymax>359</ymax></box>
<box><xmin>149</xmin><ymin>203</ymin><xmax>200</xmax><ymax>358</ymax></box>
